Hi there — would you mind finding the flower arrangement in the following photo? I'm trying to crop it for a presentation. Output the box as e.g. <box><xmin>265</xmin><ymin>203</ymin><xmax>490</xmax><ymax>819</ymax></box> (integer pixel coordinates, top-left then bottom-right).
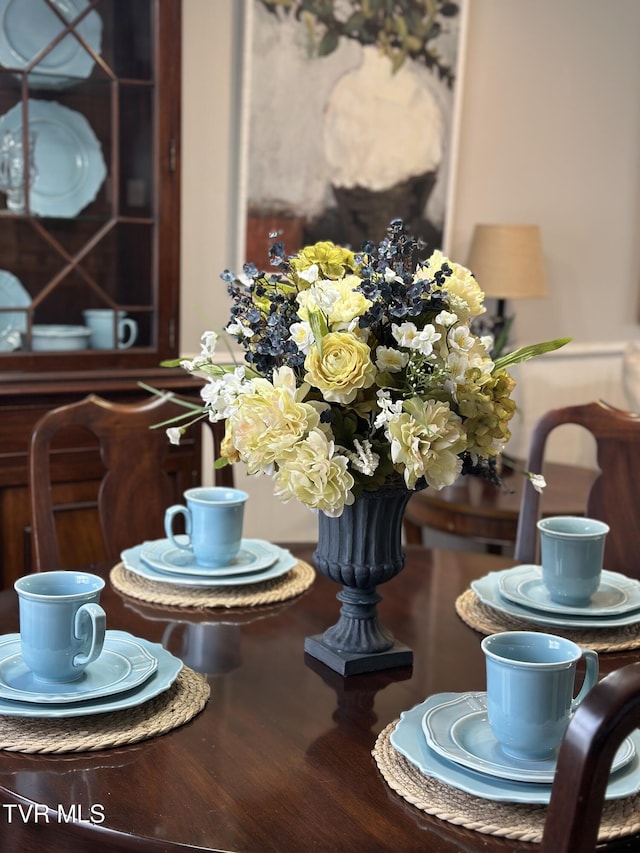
<box><xmin>257</xmin><ymin>0</ymin><xmax>461</xmax><ymax>79</ymax></box>
<box><xmin>160</xmin><ymin>220</ymin><xmax>568</xmax><ymax>517</ymax></box>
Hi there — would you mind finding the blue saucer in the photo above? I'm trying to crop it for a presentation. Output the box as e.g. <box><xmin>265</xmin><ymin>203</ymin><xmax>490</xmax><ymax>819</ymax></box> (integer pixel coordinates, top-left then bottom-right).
<box><xmin>0</xmin><ymin>632</ymin><xmax>181</xmax><ymax>718</ymax></box>
<box><xmin>122</xmin><ymin>543</ymin><xmax>297</xmax><ymax>588</ymax></box>
<box><xmin>0</xmin><ymin>631</ymin><xmax>158</xmax><ymax>704</ymax></box>
<box><xmin>390</xmin><ymin>693</ymin><xmax>640</xmax><ymax>804</ymax></box>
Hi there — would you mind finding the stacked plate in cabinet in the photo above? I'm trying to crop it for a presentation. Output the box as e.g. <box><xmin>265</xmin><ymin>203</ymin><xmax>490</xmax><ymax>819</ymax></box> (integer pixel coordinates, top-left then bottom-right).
<box><xmin>0</xmin><ymin>630</ymin><xmax>182</xmax><ymax>718</ymax></box>
<box><xmin>471</xmin><ymin>565</ymin><xmax>640</xmax><ymax>630</ymax></box>
<box><xmin>0</xmin><ymin>99</ymin><xmax>107</xmax><ymax>217</ymax></box>
<box><xmin>121</xmin><ymin>537</ymin><xmax>297</xmax><ymax>588</ymax></box>
<box><xmin>390</xmin><ymin>691</ymin><xmax>640</xmax><ymax>804</ymax></box>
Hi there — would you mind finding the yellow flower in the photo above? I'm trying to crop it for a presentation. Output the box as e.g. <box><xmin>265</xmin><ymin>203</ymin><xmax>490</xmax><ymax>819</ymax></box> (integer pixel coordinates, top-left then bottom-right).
<box><xmin>458</xmin><ymin>368</ymin><xmax>516</xmax><ymax>457</ymax></box>
<box><xmin>387</xmin><ymin>398</ymin><xmax>466</xmax><ymax>489</ymax></box>
<box><xmin>226</xmin><ymin>367</ymin><xmax>320</xmax><ymax>475</ymax></box>
<box><xmin>289</xmin><ymin>241</ymin><xmax>356</xmax><ymax>280</ymax></box>
<box><xmin>304</xmin><ymin>331</ymin><xmax>376</xmax><ymax>405</ymax></box>
<box><xmin>326</xmin><ymin>275</ymin><xmax>372</xmax><ymax>327</ymax></box>
<box><xmin>274</xmin><ymin>428</ymin><xmax>355</xmax><ymax>517</ymax></box>
<box><xmin>221</xmin><ymin>422</ymin><xmax>240</xmax><ymax>464</ymax></box>
<box><xmin>420</xmin><ymin>249</ymin><xmax>486</xmax><ymax>321</ymax></box>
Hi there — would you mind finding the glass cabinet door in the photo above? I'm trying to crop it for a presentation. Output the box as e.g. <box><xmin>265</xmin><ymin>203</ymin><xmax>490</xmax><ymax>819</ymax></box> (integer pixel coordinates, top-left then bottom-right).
<box><xmin>0</xmin><ymin>0</ymin><xmax>180</xmax><ymax>368</ymax></box>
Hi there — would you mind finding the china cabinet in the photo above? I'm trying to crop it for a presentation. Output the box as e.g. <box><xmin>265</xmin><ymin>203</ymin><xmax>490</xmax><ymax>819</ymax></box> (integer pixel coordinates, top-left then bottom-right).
<box><xmin>0</xmin><ymin>0</ymin><xmax>197</xmax><ymax>588</ymax></box>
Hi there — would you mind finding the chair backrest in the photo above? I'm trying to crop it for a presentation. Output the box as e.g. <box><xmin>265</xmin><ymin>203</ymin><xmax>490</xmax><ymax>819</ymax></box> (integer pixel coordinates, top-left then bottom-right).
<box><xmin>541</xmin><ymin>662</ymin><xmax>640</xmax><ymax>852</ymax></box>
<box><xmin>514</xmin><ymin>401</ymin><xmax>640</xmax><ymax>577</ymax></box>
<box><xmin>29</xmin><ymin>393</ymin><xmax>233</xmax><ymax>572</ymax></box>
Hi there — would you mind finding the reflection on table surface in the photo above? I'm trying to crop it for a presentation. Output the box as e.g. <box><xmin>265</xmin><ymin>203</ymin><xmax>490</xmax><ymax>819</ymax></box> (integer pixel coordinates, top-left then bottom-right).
<box><xmin>0</xmin><ymin>544</ymin><xmax>636</xmax><ymax>853</ymax></box>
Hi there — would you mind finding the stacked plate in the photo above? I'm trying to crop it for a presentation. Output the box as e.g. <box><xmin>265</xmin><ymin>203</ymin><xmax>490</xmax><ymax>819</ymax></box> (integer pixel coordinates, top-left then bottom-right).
<box><xmin>390</xmin><ymin>691</ymin><xmax>640</xmax><ymax>803</ymax></box>
<box><xmin>0</xmin><ymin>629</ymin><xmax>181</xmax><ymax>718</ymax></box>
<box><xmin>471</xmin><ymin>565</ymin><xmax>640</xmax><ymax>629</ymax></box>
<box><xmin>121</xmin><ymin>537</ymin><xmax>297</xmax><ymax>588</ymax></box>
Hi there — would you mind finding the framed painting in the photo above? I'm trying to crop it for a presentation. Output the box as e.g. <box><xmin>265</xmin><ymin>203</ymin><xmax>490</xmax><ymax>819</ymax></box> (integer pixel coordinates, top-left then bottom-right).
<box><xmin>239</xmin><ymin>0</ymin><xmax>469</xmax><ymax>269</ymax></box>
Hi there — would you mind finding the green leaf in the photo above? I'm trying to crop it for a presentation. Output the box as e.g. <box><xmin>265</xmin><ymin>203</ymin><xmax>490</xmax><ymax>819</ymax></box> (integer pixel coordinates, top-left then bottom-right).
<box><xmin>493</xmin><ymin>337</ymin><xmax>572</xmax><ymax>371</ymax></box>
<box><xmin>403</xmin><ymin>396</ymin><xmax>425</xmax><ymax>423</ymax></box>
<box><xmin>308</xmin><ymin>309</ymin><xmax>328</xmax><ymax>357</ymax></box>
<box><xmin>317</xmin><ymin>30</ymin><xmax>339</xmax><ymax>56</ymax></box>
<box><xmin>137</xmin><ymin>381</ymin><xmax>201</xmax><ymax>406</ymax></box>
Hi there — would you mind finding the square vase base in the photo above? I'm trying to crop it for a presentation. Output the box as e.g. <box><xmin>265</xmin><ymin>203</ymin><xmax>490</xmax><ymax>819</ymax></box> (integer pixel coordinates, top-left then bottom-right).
<box><xmin>304</xmin><ymin>635</ymin><xmax>413</xmax><ymax>676</ymax></box>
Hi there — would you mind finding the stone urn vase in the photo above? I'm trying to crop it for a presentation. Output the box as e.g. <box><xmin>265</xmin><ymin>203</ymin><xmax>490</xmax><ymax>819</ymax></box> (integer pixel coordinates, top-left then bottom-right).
<box><xmin>305</xmin><ymin>485</ymin><xmax>417</xmax><ymax>676</ymax></box>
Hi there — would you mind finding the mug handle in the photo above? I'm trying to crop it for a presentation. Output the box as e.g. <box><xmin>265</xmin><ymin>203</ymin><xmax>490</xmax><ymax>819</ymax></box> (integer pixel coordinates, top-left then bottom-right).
<box><xmin>571</xmin><ymin>648</ymin><xmax>599</xmax><ymax>712</ymax></box>
<box><xmin>164</xmin><ymin>504</ymin><xmax>192</xmax><ymax>551</ymax></box>
<box><xmin>73</xmin><ymin>603</ymin><xmax>106</xmax><ymax>667</ymax></box>
<box><xmin>118</xmin><ymin>318</ymin><xmax>137</xmax><ymax>349</ymax></box>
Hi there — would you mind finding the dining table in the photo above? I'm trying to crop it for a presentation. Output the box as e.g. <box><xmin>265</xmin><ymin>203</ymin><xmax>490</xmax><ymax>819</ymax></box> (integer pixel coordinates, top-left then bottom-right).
<box><xmin>0</xmin><ymin>543</ymin><xmax>638</xmax><ymax>853</ymax></box>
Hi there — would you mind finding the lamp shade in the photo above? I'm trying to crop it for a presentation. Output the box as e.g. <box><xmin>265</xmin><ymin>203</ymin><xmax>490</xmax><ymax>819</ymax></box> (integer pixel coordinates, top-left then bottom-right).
<box><xmin>466</xmin><ymin>224</ymin><xmax>548</xmax><ymax>300</ymax></box>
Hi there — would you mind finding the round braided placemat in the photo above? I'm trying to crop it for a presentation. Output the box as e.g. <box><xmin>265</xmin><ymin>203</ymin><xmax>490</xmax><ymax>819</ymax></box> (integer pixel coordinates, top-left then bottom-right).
<box><xmin>372</xmin><ymin>720</ymin><xmax>640</xmax><ymax>843</ymax></box>
<box><xmin>455</xmin><ymin>589</ymin><xmax>640</xmax><ymax>652</ymax></box>
<box><xmin>110</xmin><ymin>559</ymin><xmax>315</xmax><ymax>609</ymax></box>
<box><xmin>0</xmin><ymin>666</ymin><xmax>209</xmax><ymax>754</ymax></box>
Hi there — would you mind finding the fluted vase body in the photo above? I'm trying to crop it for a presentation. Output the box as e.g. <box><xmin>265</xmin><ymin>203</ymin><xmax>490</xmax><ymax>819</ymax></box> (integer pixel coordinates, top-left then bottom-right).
<box><xmin>305</xmin><ymin>486</ymin><xmax>415</xmax><ymax>675</ymax></box>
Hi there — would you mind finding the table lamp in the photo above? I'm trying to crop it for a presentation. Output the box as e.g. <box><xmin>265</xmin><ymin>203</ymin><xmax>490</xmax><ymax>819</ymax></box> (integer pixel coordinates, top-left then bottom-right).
<box><xmin>466</xmin><ymin>224</ymin><xmax>548</xmax><ymax>357</ymax></box>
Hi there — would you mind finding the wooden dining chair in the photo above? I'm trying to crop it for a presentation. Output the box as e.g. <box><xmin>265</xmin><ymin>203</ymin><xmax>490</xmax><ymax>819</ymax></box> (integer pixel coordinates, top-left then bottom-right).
<box><xmin>29</xmin><ymin>393</ymin><xmax>233</xmax><ymax>572</ymax></box>
<box><xmin>514</xmin><ymin>400</ymin><xmax>640</xmax><ymax>577</ymax></box>
<box><xmin>541</xmin><ymin>662</ymin><xmax>640</xmax><ymax>852</ymax></box>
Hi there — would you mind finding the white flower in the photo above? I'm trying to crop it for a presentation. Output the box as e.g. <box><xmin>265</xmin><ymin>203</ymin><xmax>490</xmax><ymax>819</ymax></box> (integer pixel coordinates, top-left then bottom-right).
<box><xmin>226</xmin><ymin>321</ymin><xmax>253</xmax><ymax>339</ymax></box>
<box><xmin>527</xmin><ymin>472</ymin><xmax>547</xmax><ymax>493</ymax></box>
<box><xmin>375</xmin><ymin>346</ymin><xmax>409</xmax><ymax>373</ymax></box>
<box><xmin>298</xmin><ymin>263</ymin><xmax>320</xmax><ymax>284</ymax></box>
<box><xmin>200</xmin><ymin>331</ymin><xmax>218</xmax><ymax>356</ymax></box>
<box><xmin>237</xmin><ymin>270</ymin><xmax>254</xmax><ymax>287</ymax></box>
<box><xmin>447</xmin><ymin>325</ymin><xmax>475</xmax><ymax>353</ymax></box>
<box><xmin>166</xmin><ymin>427</ymin><xmax>182</xmax><ymax>446</ymax></box>
<box><xmin>200</xmin><ymin>366</ymin><xmax>247</xmax><ymax>420</ymax></box>
<box><xmin>297</xmin><ymin>281</ymin><xmax>339</xmax><ymax>315</ymax></box>
<box><xmin>289</xmin><ymin>321</ymin><xmax>314</xmax><ymax>354</ymax></box>
<box><xmin>480</xmin><ymin>334</ymin><xmax>494</xmax><ymax>352</ymax></box>
<box><xmin>345</xmin><ymin>439</ymin><xmax>380</xmax><ymax>476</ymax></box>
<box><xmin>392</xmin><ymin>321</ymin><xmax>441</xmax><ymax>356</ymax></box>
<box><xmin>435</xmin><ymin>310</ymin><xmax>458</xmax><ymax>328</ymax></box>
<box><xmin>374</xmin><ymin>388</ymin><xmax>404</xmax><ymax>429</ymax></box>
<box><xmin>384</xmin><ymin>266</ymin><xmax>403</xmax><ymax>283</ymax></box>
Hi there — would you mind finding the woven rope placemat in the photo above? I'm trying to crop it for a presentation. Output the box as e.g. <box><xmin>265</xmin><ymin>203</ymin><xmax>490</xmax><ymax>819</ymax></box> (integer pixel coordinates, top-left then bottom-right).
<box><xmin>0</xmin><ymin>666</ymin><xmax>209</xmax><ymax>754</ymax></box>
<box><xmin>110</xmin><ymin>559</ymin><xmax>315</xmax><ymax>609</ymax></box>
<box><xmin>456</xmin><ymin>589</ymin><xmax>640</xmax><ymax>652</ymax></box>
<box><xmin>372</xmin><ymin>720</ymin><xmax>640</xmax><ymax>843</ymax></box>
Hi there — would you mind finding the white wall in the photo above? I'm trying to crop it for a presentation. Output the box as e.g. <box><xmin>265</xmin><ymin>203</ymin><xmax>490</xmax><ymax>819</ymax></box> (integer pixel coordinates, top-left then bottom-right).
<box><xmin>180</xmin><ymin>0</ymin><xmax>640</xmax><ymax>541</ymax></box>
<box><xmin>181</xmin><ymin>1</ymin><xmax>318</xmax><ymax>540</ymax></box>
<box><xmin>448</xmin><ymin>0</ymin><xmax>640</xmax><ymax>348</ymax></box>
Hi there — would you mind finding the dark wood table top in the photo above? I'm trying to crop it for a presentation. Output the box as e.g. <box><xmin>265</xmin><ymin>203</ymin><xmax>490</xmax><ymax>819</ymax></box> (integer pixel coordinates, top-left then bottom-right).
<box><xmin>404</xmin><ymin>460</ymin><xmax>598</xmax><ymax>548</ymax></box>
<box><xmin>0</xmin><ymin>545</ymin><xmax>637</xmax><ymax>853</ymax></box>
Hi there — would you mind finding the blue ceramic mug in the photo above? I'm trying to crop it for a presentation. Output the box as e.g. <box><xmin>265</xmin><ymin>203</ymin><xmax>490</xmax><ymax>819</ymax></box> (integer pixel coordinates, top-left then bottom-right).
<box><xmin>164</xmin><ymin>487</ymin><xmax>249</xmax><ymax>568</ymax></box>
<box><xmin>537</xmin><ymin>515</ymin><xmax>610</xmax><ymax>606</ymax></box>
<box><xmin>14</xmin><ymin>571</ymin><xmax>106</xmax><ymax>683</ymax></box>
<box><xmin>481</xmin><ymin>631</ymin><xmax>599</xmax><ymax>759</ymax></box>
